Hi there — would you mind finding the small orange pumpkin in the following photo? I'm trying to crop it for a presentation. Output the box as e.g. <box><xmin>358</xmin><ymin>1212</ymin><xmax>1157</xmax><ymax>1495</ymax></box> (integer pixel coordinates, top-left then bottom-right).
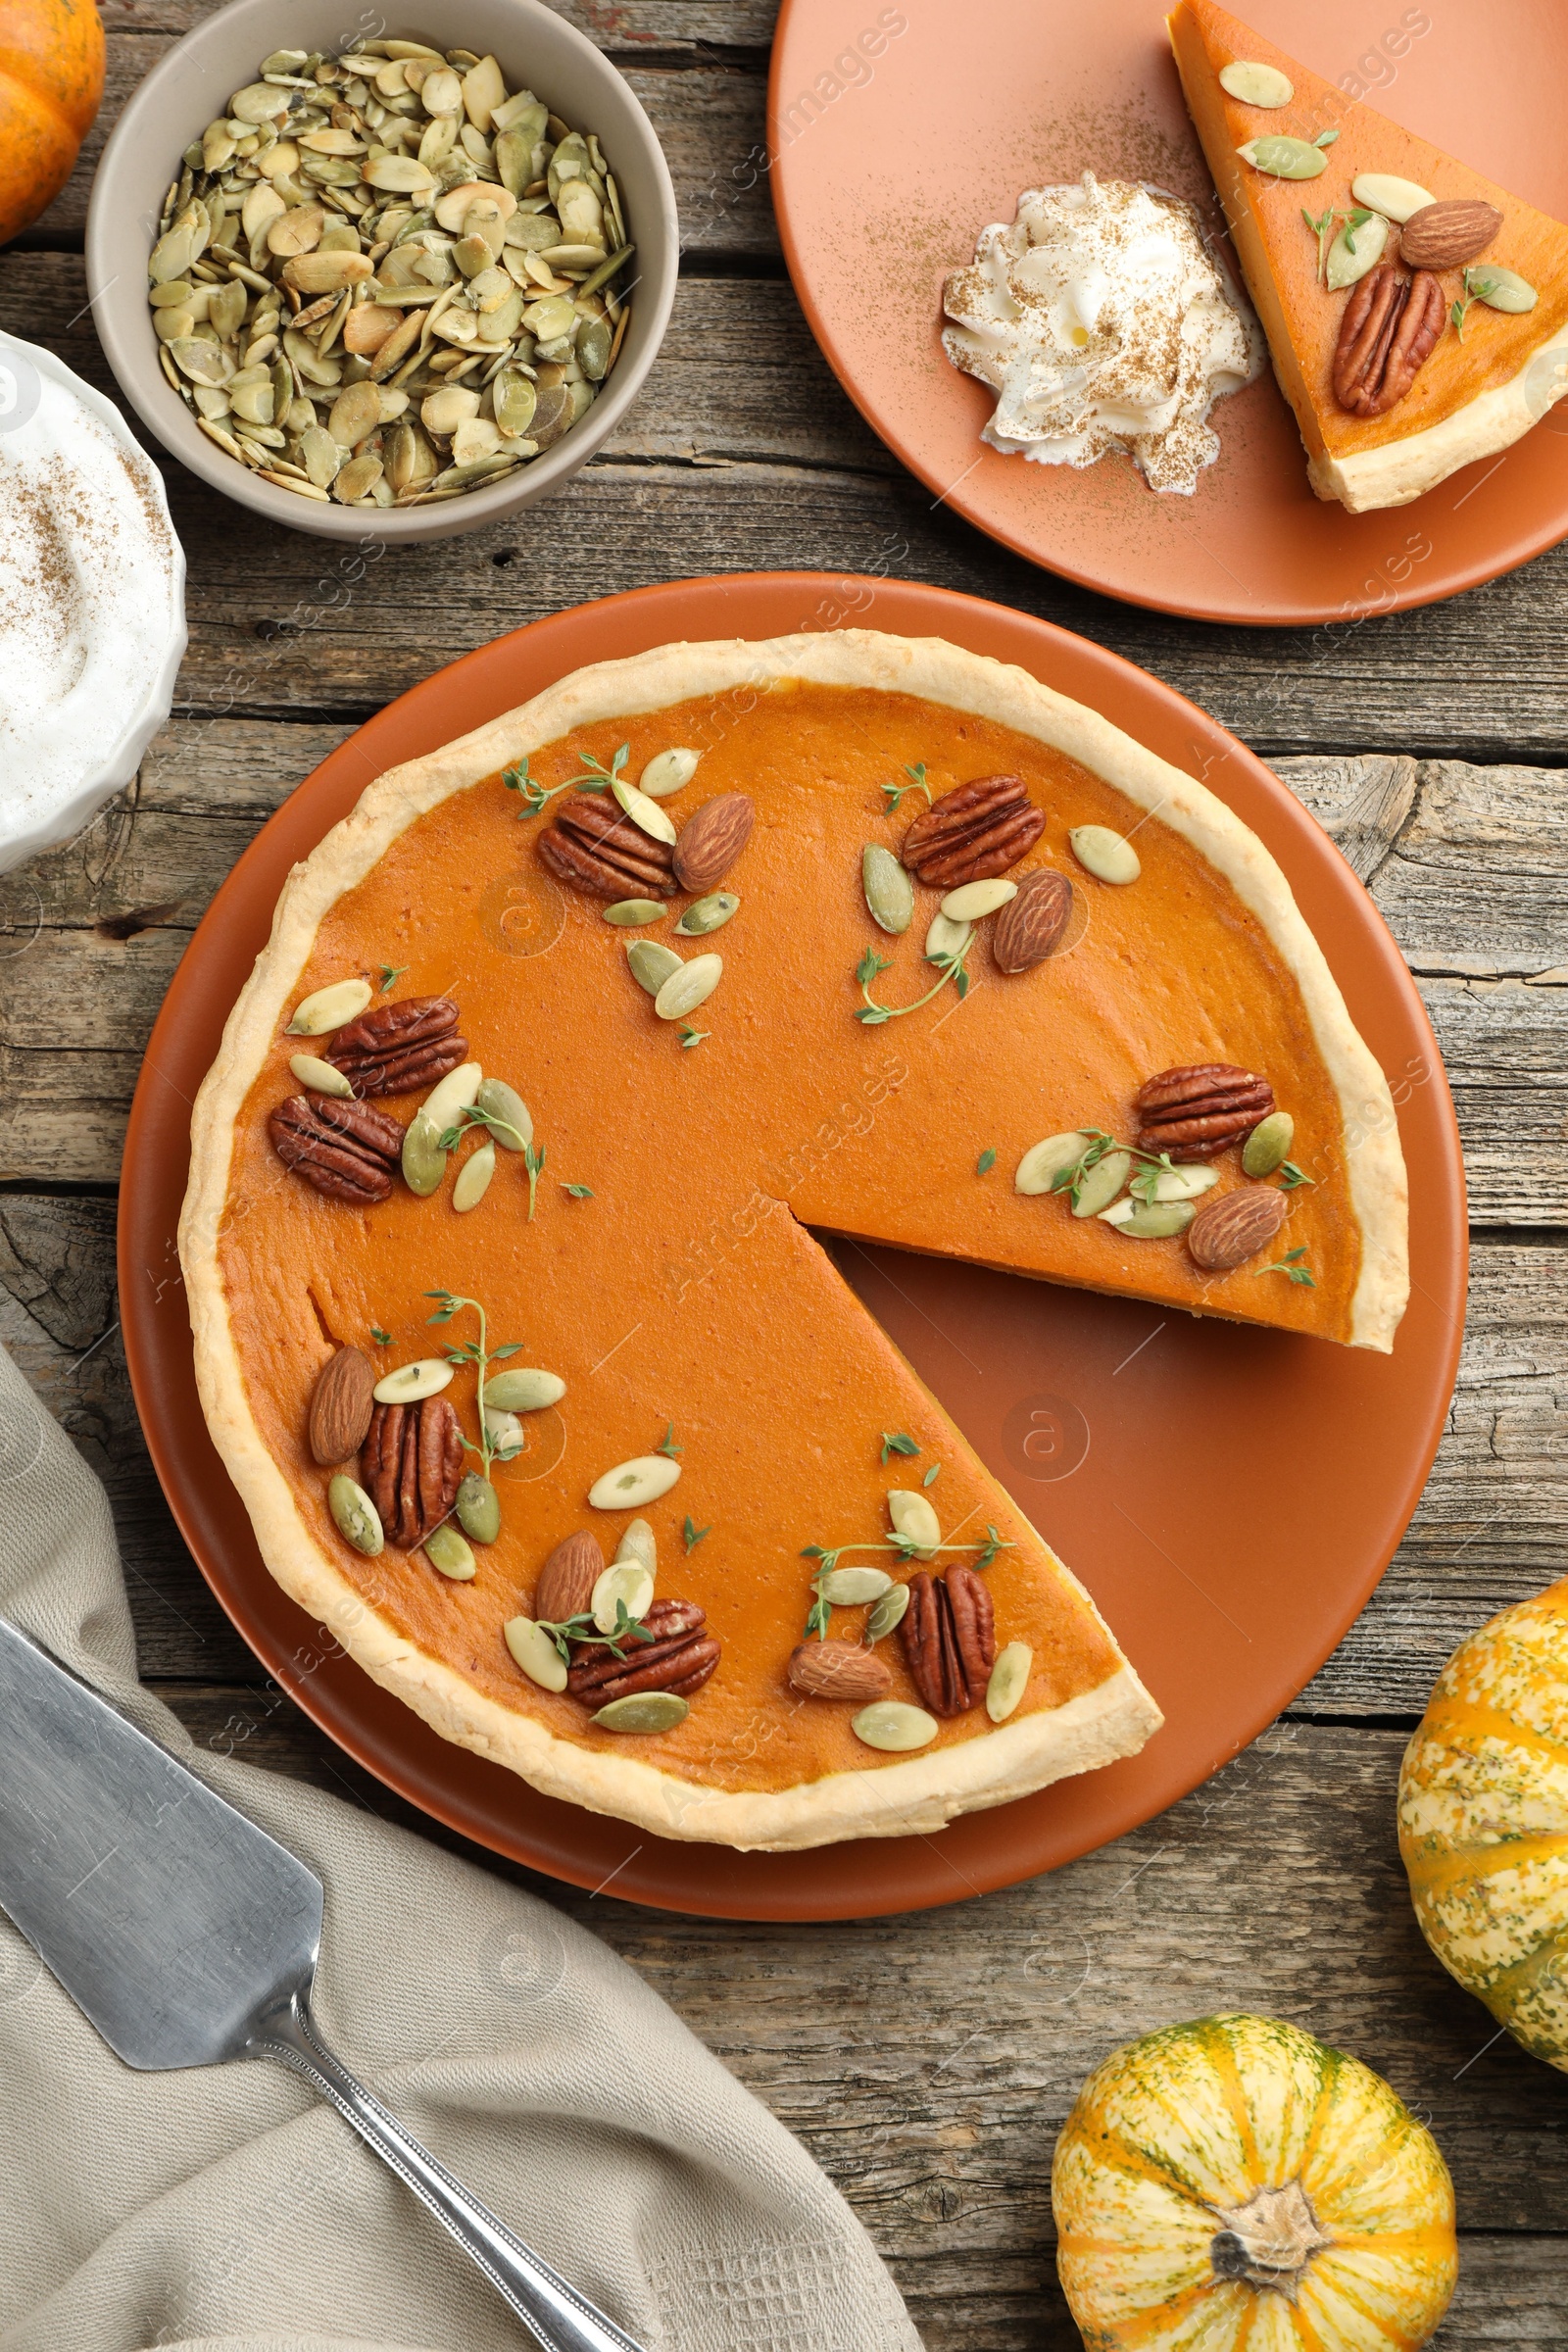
<box><xmin>0</xmin><ymin>0</ymin><xmax>105</xmax><ymax>246</ymax></box>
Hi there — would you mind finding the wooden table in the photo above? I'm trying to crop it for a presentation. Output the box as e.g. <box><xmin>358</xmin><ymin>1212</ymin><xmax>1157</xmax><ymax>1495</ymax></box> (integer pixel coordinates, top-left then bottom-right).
<box><xmin>3</xmin><ymin>6</ymin><xmax>1563</xmax><ymax>2342</ymax></box>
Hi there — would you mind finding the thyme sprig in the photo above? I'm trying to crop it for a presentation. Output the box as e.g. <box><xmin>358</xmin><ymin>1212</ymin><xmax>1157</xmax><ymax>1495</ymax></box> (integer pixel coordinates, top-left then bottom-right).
<box><xmin>855</xmin><ymin>936</ymin><xmax>973</xmax><ymax>1024</ymax></box>
<box><xmin>880</xmin><ymin>1431</ymin><xmax>919</xmax><ymax>1463</ymax></box>
<box><xmin>881</xmin><ymin>760</ymin><xmax>932</xmax><ymax>815</ymax></box>
<box><xmin>536</xmin><ymin>1599</ymin><xmax>655</xmax><ymax>1665</ymax></box>
<box><xmin>523</xmin><ymin>1141</ymin><xmax>546</xmax><ymax>1220</ymax></box>
<box><xmin>504</xmin><ymin>742</ymin><xmax>631</xmax><ymax>819</ymax></box>
<box><xmin>440</xmin><ymin>1102</ymin><xmax>531</xmax><ymax>1153</ymax></box>
<box><xmin>424</xmin><ymin>1289</ymin><xmax>525</xmax><ymax>1478</ymax></box>
<box><xmin>376</xmin><ymin>963</ymin><xmax>408</xmax><ymax>993</ymax></box>
<box><xmin>800</xmin><ymin>1527</ymin><xmax>1012</xmax><ymax>1639</ymax></box>
<box><xmin>1254</xmin><ymin>1247</ymin><xmax>1316</xmax><ymax>1289</ymax></box>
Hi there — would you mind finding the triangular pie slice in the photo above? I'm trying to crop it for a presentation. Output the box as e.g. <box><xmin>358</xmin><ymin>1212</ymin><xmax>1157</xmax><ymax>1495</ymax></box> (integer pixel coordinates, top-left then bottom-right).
<box><xmin>1169</xmin><ymin>0</ymin><xmax>1568</xmax><ymax>510</ymax></box>
<box><xmin>180</xmin><ymin>630</ymin><xmax>1407</xmax><ymax>1849</ymax></box>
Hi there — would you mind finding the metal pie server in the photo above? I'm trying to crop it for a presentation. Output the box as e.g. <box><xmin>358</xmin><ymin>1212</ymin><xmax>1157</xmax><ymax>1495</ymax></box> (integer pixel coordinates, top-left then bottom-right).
<box><xmin>0</xmin><ymin>1617</ymin><xmax>644</xmax><ymax>2352</ymax></box>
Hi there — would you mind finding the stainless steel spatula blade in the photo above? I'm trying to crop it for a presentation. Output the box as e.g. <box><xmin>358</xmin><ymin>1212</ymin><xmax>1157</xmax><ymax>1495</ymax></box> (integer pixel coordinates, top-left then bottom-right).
<box><xmin>0</xmin><ymin>1615</ymin><xmax>320</xmax><ymax>2068</ymax></box>
<box><xmin>0</xmin><ymin>1617</ymin><xmax>643</xmax><ymax>2352</ymax></box>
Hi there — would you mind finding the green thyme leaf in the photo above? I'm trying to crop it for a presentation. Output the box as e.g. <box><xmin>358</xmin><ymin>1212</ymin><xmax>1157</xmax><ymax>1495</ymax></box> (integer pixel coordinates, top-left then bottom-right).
<box><xmin>683</xmin><ymin>1515</ymin><xmax>711</xmax><ymax>1552</ymax></box>
<box><xmin>1280</xmin><ymin>1161</ymin><xmax>1315</xmax><ymax>1190</ymax></box>
<box><xmin>1314</xmin><ymin>125</ymin><xmax>1340</xmax><ymax>146</ymax></box>
<box><xmin>376</xmin><ymin>964</ymin><xmax>407</xmax><ymax>992</ymax></box>
<box><xmin>677</xmin><ymin>1024</ymin><xmax>708</xmax><ymax>1049</ymax></box>
<box><xmin>880</xmin><ymin>1431</ymin><xmax>919</xmax><ymax>1463</ymax></box>
<box><xmin>657</xmin><ymin>1423</ymin><xmax>682</xmax><ymax>1459</ymax></box>
<box><xmin>369</xmin><ymin>1324</ymin><xmax>391</xmax><ymax>1346</ymax></box>
<box><xmin>922</xmin><ymin>1462</ymin><xmax>941</xmax><ymax>1488</ymax></box>
<box><xmin>562</xmin><ymin>1182</ymin><xmax>594</xmax><ymax>1199</ymax></box>
<box><xmin>975</xmin><ymin>1148</ymin><xmax>997</xmax><ymax>1175</ymax></box>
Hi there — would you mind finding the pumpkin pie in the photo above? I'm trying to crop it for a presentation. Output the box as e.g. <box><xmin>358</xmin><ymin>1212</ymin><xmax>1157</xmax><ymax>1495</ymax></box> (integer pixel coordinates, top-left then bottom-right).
<box><xmin>1169</xmin><ymin>0</ymin><xmax>1568</xmax><ymax>511</ymax></box>
<box><xmin>179</xmin><ymin>630</ymin><xmax>1406</xmax><ymax>1848</ymax></box>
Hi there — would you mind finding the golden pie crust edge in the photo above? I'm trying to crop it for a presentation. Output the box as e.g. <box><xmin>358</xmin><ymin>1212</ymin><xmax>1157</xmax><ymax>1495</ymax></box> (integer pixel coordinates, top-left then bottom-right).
<box><xmin>179</xmin><ymin>628</ymin><xmax>1405</xmax><ymax>1850</ymax></box>
<box><xmin>1308</xmin><ymin>323</ymin><xmax>1568</xmax><ymax>513</ymax></box>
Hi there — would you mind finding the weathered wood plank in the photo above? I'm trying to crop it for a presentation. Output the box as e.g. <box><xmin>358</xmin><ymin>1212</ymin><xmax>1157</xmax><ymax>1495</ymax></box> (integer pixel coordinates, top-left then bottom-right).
<box><xmin>24</xmin><ymin>33</ymin><xmax>779</xmax><ymax>254</ymax></box>
<box><xmin>3</xmin><ymin>1197</ymin><xmax>1561</xmax><ymax>1713</ymax></box>
<box><xmin>147</xmin><ymin>1690</ymin><xmax>1568</xmax><ymax>2307</ymax></box>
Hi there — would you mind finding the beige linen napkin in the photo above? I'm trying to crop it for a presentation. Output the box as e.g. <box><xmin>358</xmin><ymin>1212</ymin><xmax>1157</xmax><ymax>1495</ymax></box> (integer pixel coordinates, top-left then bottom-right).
<box><xmin>0</xmin><ymin>1344</ymin><xmax>921</xmax><ymax>2352</ymax></box>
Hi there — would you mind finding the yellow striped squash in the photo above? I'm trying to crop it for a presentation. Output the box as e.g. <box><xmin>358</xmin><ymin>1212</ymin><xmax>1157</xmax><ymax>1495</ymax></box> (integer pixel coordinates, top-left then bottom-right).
<box><xmin>1399</xmin><ymin>1578</ymin><xmax>1568</xmax><ymax>2068</ymax></box>
<box><xmin>1053</xmin><ymin>2014</ymin><xmax>1456</xmax><ymax>2350</ymax></box>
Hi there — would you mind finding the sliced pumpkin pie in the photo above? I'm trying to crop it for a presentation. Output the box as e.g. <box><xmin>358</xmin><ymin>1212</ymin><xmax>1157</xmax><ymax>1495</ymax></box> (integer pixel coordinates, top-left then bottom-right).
<box><xmin>180</xmin><ymin>630</ymin><xmax>1406</xmax><ymax>1849</ymax></box>
<box><xmin>1169</xmin><ymin>0</ymin><xmax>1568</xmax><ymax>510</ymax></box>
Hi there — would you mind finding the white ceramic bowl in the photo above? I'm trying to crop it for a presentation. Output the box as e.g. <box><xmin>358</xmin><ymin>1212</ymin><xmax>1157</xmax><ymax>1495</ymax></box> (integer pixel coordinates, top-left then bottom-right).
<box><xmin>0</xmin><ymin>331</ymin><xmax>186</xmax><ymax>876</ymax></box>
<box><xmin>84</xmin><ymin>0</ymin><xmax>679</xmax><ymax>543</ymax></box>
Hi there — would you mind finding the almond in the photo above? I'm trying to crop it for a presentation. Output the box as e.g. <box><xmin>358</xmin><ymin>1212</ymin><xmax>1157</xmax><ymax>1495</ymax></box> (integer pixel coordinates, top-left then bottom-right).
<box><xmin>672</xmin><ymin>793</ymin><xmax>755</xmax><ymax>894</ymax></box>
<box><xmin>1188</xmin><ymin>1185</ymin><xmax>1290</xmax><ymax>1272</ymax></box>
<box><xmin>786</xmin><ymin>1640</ymin><xmax>893</xmax><ymax>1704</ymax></box>
<box><xmin>993</xmin><ymin>868</ymin><xmax>1074</xmax><ymax>973</ymax></box>
<box><xmin>308</xmin><ymin>1346</ymin><xmax>376</xmax><ymax>1465</ymax></box>
<box><xmin>1398</xmin><ymin>199</ymin><xmax>1502</xmax><ymax>270</ymax></box>
<box><xmin>533</xmin><ymin>1530</ymin><xmax>605</xmax><ymax>1625</ymax></box>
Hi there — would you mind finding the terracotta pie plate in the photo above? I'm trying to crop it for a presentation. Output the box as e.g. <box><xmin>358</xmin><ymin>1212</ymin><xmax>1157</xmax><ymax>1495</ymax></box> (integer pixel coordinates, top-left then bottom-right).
<box><xmin>768</xmin><ymin>0</ymin><xmax>1568</xmax><ymax>623</ymax></box>
<box><xmin>120</xmin><ymin>574</ymin><xmax>1464</xmax><ymax>1919</ymax></box>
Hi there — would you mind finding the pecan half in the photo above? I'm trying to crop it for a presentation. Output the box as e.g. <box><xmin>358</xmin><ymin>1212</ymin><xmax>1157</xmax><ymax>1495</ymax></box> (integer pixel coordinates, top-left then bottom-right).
<box><xmin>900</xmin><ymin>1567</ymin><xmax>996</xmax><ymax>1718</ymax></box>
<box><xmin>361</xmin><ymin>1396</ymin><xmax>465</xmax><ymax>1547</ymax></box>
<box><xmin>324</xmin><ymin>997</ymin><xmax>465</xmax><ymax>1097</ymax></box>
<box><xmin>902</xmin><ymin>775</ymin><xmax>1047</xmax><ymax>888</ymax></box>
<box><xmin>269</xmin><ymin>1094</ymin><xmax>403</xmax><ymax>1203</ymax></box>
<box><xmin>1188</xmin><ymin>1185</ymin><xmax>1290</xmax><ymax>1272</ymax></box>
<box><xmin>1135</xmin><ymin>1064</ymin><xmax>1275</xmax><ymax>1161</ymax></box>
<box><xmin>539</xmin><ymin>797</ymin><xmax>675</xmax><ymax>900</ymax></box>
<box><xmin>1333</xmin><ymin>265</ymin><xmax>1446</xmax><ymax>417</ymax></box>
<box><xmin>566</xmin><ymin>1597</ymin><xmax>720</xmax><ymax>1703</ymax></box>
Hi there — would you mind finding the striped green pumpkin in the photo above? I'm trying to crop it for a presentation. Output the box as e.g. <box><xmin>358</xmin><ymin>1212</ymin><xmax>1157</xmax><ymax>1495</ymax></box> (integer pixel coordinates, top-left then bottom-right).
<box><xmin>1399</xmin><ymin>1579</ymin><xmax>1568</xmax><ymax>2068</ymax></box>
<box><xmin>1053</xmin><ymin>2014</ymin><xmax>1455</xmax><ymax>2350</ymax></box>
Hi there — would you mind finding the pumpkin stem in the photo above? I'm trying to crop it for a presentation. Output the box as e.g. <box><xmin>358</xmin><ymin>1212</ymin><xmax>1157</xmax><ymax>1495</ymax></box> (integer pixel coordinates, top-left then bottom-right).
<box><xmin>1209</xmin><ymin>2180</ymin><xmax>1332</xmax><ymax>2297</ymax></box>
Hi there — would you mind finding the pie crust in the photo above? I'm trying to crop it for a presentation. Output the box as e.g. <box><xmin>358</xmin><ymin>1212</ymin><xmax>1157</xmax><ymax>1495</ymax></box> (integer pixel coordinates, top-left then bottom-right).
<box><xmin>180</xmin><ymin>629</ymin><xmax>1407</xmax><ymax>1848</ymax></box>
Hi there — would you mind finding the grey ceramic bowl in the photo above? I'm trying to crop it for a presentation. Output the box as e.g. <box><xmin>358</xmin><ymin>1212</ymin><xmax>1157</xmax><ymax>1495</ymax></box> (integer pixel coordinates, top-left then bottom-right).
<box><xmin>85</xmin><ymin>0</ymin><xmax>677</xmax><ymax>542</ymax></box>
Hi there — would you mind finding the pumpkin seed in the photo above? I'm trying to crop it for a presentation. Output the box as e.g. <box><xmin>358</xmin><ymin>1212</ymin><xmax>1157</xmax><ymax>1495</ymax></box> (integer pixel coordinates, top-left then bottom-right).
<box><xmin>1326</xmin><ymin>209</ymin><xmax>1388</xmax><ymax>291</ymax></box>
<box><xmin>612</xmin><ymin>778</ymin><xmax>678</xmax><ymax>845</ymax></box>
<box><xmin>484</xmin><ymin>1366</ymin><xmax>565</xmax><ymax>1411</ymax></box>
<box><xmin>924</xmin><ymin>911</ymin><xmax>972</xmax><ymax>963</ymax></box>
<box><xmin>1238</xmin><ymin>135</ymin><xmax>1328</xmax><ymax>179</ymax></box>
<box><xmin>1100</xmin><ymin>1199</ymin><xmax>1196</xmax><ymax>1238</ymax></box>
<box><xmin>452</xmin><ymin>1138</ymin><xmax>495</xmax><ymax>1211</ymax></box>
<box><xmin>853</xmin><ymin>1700</ymin><xmax>939</xmax><ymax>1752</ymax></box>
<box><xmin>473</xmin><ymin>1076</ymin><xmax>531</xmax><ymax>1150</ymax></box>
<box><xmin>401</xmin><ymin>1107</ymin><xmax>447</xmax><ymax>1197</ymax></box>
<box><xmin>493</xmin><ymin>368</ymin><xmax>538</xmax><ymax>438</ymax></box>
<box><xmin>819</xmin><ymin>1566</ymin><xmax>895</xmax><ymax>1606</ymax></box>
<box><xmin>424</xmin><ymin>1524</ymin><xmax>476</xmax><ymax>1580</ymax></box>
<box><xmin>1016</xmin><ymin>1131</ymin><xmax>1092</xmax><ymax>1196</ymax></box>
<box><xmin>1242</xmin><ymin>1110</ymin><xmax>1295</xmax><ymax>1176</ymax></box>
<box><xmin>863</xmin><ymin>845</ymin><xmax>915</xmax><ymax>935</ymax></box>
<box><xmin>640</xmin><ymin>747</ymin><xmax>700</xmax><ymax>799</ymax></box>
<box><xmin>614</xmin><ymin>1518</ymin><xmax>657</xmax><ymax>1575</ymax></box>
<box><xmin>888</xmin><ymin>1489</ymin><xmax>940</xmax><ymax>1554</ymax></box>
<box><xmin>1072</xmin><ymin>1150</ymin><xmax>1130</xmax><ymax>1219</ymax></box>
<box><xmin>628</xmin><ymin>940</ymin><xmax>683</xmax><ymax>995</ymax></box>
<box><xmin>588</xmin><ymin>1454</ymin><xmax>681</xmax><ymax>1509</ymax></box>
<box><xmin>373</xmin><ymin>1357</ymin><xmax>454</xmax><ymax>1403</ymax></box>
<box><xmin>1069</xmin><ymin>825</ymin><xmax>1140</xmax><ymax>884</ymax></box>
<box><xmin>288</xmin><ymin>1053</ymin><xmax>354</xmax><ymax>1096</ymax></box>
<box><xmin>457</xmin><ymin>1472</ymin><xmax>501</xmax><ymax>1544</ymax></box>
<box><xmin>662</xmin><ymin>889</ymin><xmax>735</xmax><ymax>945</ymax></box>
<box><xmin>654</xmin><ymin>954</ymin><xmax>722</xmax><ymax>1021</ymax></box>
<box><xmin>1218</xmin><ymin>59</ymin><xmax>1293</xmax><ymax>106</ymax></box>
<box><xmin>986</xmin><ymin>1642</ymin><xmax>1032</xmax><ymax>1723</ymax></box>
<box><xmin>591</xmin><ymin>1560</ymin><xmax>654</xmax><ymax>1634</ymax></box>
<box><xmin>1350</xmin><ymin>172</ymin><xmax>1436</xmax><ymax>222</ymax></box>
<box><xmin>941</xmin><ymin>877</ymin><xmax>1017</xmax><ymax>921</ymax></box>
<box><xmin>866</xmin><ymin>1583</ymin><xmax>911</xmax><ymax>1642</ymax></box>
<box><xmin>1466</xmin><ymin>265</ymin><xmax>1538</xmax><ymax>314</ymax></box>
<box><xmin>287</xmin><ymin>975</ymin><xmax>371</xmax><ymax>1033</ymax></box>
<box><xmin>1151</xmin><ymin>1164</ymin><xmax>1219</xmax><ymax>1201</ymax></box>
<box><xmin>421</xmin><ymin>1060</ymin><xmax>482</xmax><ymax>1133</ymax></box>
<box><xmin>328</xmin><ymin>1474</ymin><xmax>382</xmax><ymax>1555</ymax></box>
<box><xmin>483</xmin><ymin>1404</ymin><xmax>524</xmax><ymax>1454</ymax></box>
<box><xmin>504</xmin><ymin>1615</ymin><xmax>568</xmax><ymax>1691</ymax></box>
<box><xmin>593</xmin><ymin>1692</ymin><xmax>689</xmax><ymax>1733</ymax></box>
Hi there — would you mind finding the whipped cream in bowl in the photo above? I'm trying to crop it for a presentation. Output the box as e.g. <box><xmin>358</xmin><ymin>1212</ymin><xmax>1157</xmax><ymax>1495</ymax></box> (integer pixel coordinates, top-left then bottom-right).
<box><xmin>0</xmin><ymin>331</ymin><xmax>185</xmax><ymax>874</ymax></box>
<box><xmin>941</xmin><ymin>171</ymin><xmax>1263</xmax><ymax>495</ymax></box>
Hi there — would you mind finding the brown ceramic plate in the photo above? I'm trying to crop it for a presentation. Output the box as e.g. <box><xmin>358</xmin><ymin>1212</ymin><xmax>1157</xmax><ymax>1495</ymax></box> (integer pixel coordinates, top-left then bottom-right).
<box><xmin>119</xmin><ymin>574</ymin><xmax>1463</xmax><ymax>1919</ymax></box>
<box><xmin>768</xmin><ymin>0</ymin><xmax>1568</xmax><ymax>624</ymax></box>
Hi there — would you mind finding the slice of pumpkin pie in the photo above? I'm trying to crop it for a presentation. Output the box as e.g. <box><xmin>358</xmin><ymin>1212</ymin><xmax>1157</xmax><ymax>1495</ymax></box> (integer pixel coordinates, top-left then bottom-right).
<box><xmin>1169</xmin><ymin>0</ymin><xmax>1568</xmax><ymax>510</ymax></box>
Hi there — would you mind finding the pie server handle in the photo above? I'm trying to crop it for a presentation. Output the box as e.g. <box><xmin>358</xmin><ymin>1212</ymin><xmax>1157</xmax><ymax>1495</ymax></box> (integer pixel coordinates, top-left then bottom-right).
<box><xmin>252</xmin><ymin>1990</ymin><xmax>647</xmax><ymax>2352</ymax></box>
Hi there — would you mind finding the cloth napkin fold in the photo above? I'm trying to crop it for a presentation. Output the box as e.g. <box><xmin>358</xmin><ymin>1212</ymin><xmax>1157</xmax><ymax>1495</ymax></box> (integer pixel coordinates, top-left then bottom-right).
<box><xmin>0</xmin><ymin>1343</ymin><xmax>921</xmax><ymax>2352</ymax></box>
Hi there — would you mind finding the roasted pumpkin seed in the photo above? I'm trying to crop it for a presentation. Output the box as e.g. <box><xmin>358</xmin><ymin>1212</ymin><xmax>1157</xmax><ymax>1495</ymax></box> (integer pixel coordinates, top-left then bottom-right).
<box><xmin>1242</xmin><ymin>1110</ymin><xmax>1295</xmax><ymax>1176</ymax></box>
<box><xmin>1016</xmin><ymin>1131</ymin><xmax>1091</xmax><ymax>1196</ymax></box>
<box><xmin>425</xmin><ymin>1524</ymin><xmax>476</xmax><ymax>1580</ymax></box>
<box><xmin>594</xmin><ymin>1692</ymin><xmax>688</xmax><ymax>1733</ymax></box>
<box><xmin>457</xmin><ymin>1472</ymin><xmax>502</xmax><ymax>1544</ymax></box>
<box><xmin>986</xmin><ymin>1642</ymin><xmax>1032</xmax><ymax>1722</ymax></box>
<box><xmin>328</xmin><ymin>1474</ymin><xmax>383</xmax><ymax>1555</ymax></box>
<box><xmin>287</xmin><ymin>975</ymin><xmax>371</xmax><ymax>1033</ymax></box>
<box><xmin>473</xmin><ymin>1075</ymin><xmax>531</xmax><ymax>1149</ymax></box>
<box><xmin>639</xmin><ymin>747</ymin><xmax>700</xmax><ymax>799</ymax></box>
<box><xmin>675</xmin><ymin>892</ymin><xmax>738</xmax><ymax>936</ymax></box>
<box><xmin>627</xmin><ymin>940</ymin><xmax>683</xmax><ymax>995</ymax></box>
<box><xmin>484</xmin><ymin>1366</ymin><xmax>565</xmax><ymax>1411</ymax></box>
<box><xmin>863</xmin><ymin>845</ymin><xmax>915</xmax><ymax>935</ymax></box>
<box><xmin>587</xmin><ymin>1454</ymin><xmax>681</xmax><ymax>1509</ymax></box>
<box><xmin>853</xmin><ymin>1700</ymin><xmax>938</xmax><ymax>1752</ymax></box>
<box><xmin>288</xmin><ymin>1053</ymin><xmax>354</xmax><ymax>1097</ymax></box>
<box><xmin>604</xmin><ymin>899</ymin><xmax>668</xmax><ymax>926</ymax></box>
<box><xmin>504</xmin><ymin>1615</ymin><xmax>568</xmax><ymax>1691</ymax></box>
<box><xmin>373</xmin><ymin>1357</ymin><xmax>454</xmax><ymax>1404</ymax></box>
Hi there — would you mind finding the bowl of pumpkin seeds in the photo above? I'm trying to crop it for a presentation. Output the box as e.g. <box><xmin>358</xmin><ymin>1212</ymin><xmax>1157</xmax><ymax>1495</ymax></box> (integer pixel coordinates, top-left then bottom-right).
<box><xmin>86</xmin><ymin>0</ymin><xmax>678</xmax><ymax>539</ymax></box>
